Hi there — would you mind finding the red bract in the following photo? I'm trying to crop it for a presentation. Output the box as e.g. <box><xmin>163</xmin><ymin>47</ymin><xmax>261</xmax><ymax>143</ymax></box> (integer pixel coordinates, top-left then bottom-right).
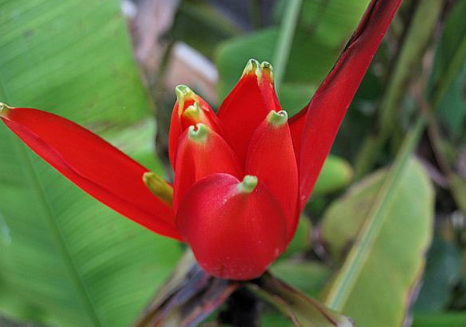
<box><xmin>0</xmin><ymin>0</ymin><xmax>403</xmax><ymax>280</ymax></box>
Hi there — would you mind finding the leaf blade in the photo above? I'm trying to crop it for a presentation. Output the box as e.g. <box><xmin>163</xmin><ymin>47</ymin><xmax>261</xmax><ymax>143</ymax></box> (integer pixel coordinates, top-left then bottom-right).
<box><xmin>322</xmin><ymin>151</ymin><xmax>435</xmax><ymax>327</ymax></box>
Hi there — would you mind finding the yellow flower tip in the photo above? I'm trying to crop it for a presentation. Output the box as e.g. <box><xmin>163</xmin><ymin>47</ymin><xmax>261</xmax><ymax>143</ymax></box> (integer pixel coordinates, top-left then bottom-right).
<box><xmin>242</xmin><ymin>59</ymin><xmax>261</xmax><ymax>78</ymax></box>
<box><xmin>237</xmin><ymin>175</ymin><xmax>258</xmax><ymax>194</ymax></box>
<box><xmin>182</xmin><ymin>102</ymin><xmax>202</xmax><ymax>121</ymax></box>
<box><xmin>267</xmin><ymin>110</ymin><xmax>288</xmax><ymax>127</ymax></box>
<box><xmin>175</xmin><ymin>85</ymin><xmax>198</xmax><ymax>115</ymax></box>
<box><xmin>0</xmin><ymin>102</ymin><xmax>12</xmax><ymax>117</ymax></box>
<box><xmin>260</xmin><ymin>61</ymin><xmax>274</xmax><ymax>83</ymax></box>
<box><xmin>187</xmin><ymin>123</ymin><xmax>210</xmax><ymax>143</ymax></box>
<box><xmin>175</xmin><ymin>85</ymin><xmax>194</xmax><ymax>101</ymax></box>
<box><xmin>143</xmin><ymin>172</ymin><xmax>173</xmax><ymax>205</ymax></box>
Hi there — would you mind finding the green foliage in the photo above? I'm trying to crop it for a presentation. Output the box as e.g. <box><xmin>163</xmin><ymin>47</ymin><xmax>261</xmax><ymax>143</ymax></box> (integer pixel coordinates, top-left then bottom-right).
<box><xmin>412</xmin><ymin>313</ymin><xmax>466</xmax><ymax>327</ymax></box>
<box><xmin>280</xmin><ymin>217</ymin><xmax>312</xmax><ymax>258</ymax></box>
<box><xmin>0</xmin><ymin>0</ymin><xmax>149</xmax><ymax>127</ymax></box>
<box><xmin>414</xmin><ymin>237</ymin><xmax>462</xmax><ymax>311</ymax></box>
<box><xmin>0</xmin><ymin>1</ymin><xmax>181</xmax><ymax>326</ymax></box>
<box><xmin>431</xmin><ymin>0</ymin><xmax>466</xmax><ymax>141</ymax></box>
<box><xmin>271</xmin><ymin>261</ymin><xmax>329</xmax><ymax>298</ymax></box>
<box><xmin>215</xmin><ymin>0</ymin><xmax>370</xmax><ymax>114</ymax></box>
<box><xmin>313</xmin><ymin>155</ymin><xmax>353</xmax><ymax>196</ymax></box>
<box><xmin>322</xmin><ymin>158</ymin><xmax>434</xmax><ymax>327</ymax></box>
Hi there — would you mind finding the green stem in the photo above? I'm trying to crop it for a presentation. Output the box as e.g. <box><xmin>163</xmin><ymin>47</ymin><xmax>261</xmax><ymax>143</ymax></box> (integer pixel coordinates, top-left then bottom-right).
<box><xmin>272</xmin><ymin>0</ymin><xmax>302</xmax><ymax>92</ymax></box>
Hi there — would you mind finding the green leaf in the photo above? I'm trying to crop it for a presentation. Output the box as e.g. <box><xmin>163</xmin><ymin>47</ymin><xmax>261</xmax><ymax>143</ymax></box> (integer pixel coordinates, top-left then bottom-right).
<box><xmin>271</xmin><ymin>261</ymin><xmax>329</xmax><ymax>298</ymax></box>
<box><xmin>414</xmin><ymin>237</ymin><xmax>462</xmax><ymax>312</ymax></box>
<box><xmin>320</xmin><ymin>169</ymin><xmax>386</xmax><ymax>260</ymax></box>
<box><xmin>171</xmin><ymin>2</ymin><xmax>243</xmax><ymax>59</ymax></box>
<box><xmin>279</xmin><ymin>216</ymin><xmax>312</xmax><ymax>258</ymax></box>
<box><xmin>273</xmin><ymin>0</ymin><xmax>370</xmax><ymax>47</ymax></box>
<box><xmin>313</xmin><ymin>155</ymin><xmax>353</xmax><ymax>197</ymax></box>
<box><xmin>0</xmin><ymin>1</ymin><xmax>181</xmax><ymax>326</ymax></box>
<box><xmin>261</xmin><ymin>313</ymin><xmax>295</xmax><ymax>327</ymax></box>
<box><xmin>322</xmin><ymin>157</ymin><xmax>435</xmax><ymax>327</ymax></box>
<box><xmin>430</xmin><ymin>0</ymin><xmax>466</xmax><ymax>113</ymax></box>
<box><xmin>412</xmin><ymin>313</ymin><xmax>466</xmax><ymax>327</ymax></box>
<box><xmin>0</xmin><ymin>0</ymin><xmax>149</xmax><ymax>127</ymax></box>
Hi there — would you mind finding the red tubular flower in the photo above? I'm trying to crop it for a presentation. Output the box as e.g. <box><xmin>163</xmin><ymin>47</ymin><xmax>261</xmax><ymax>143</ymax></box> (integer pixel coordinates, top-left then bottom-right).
<box><xmin>0</xmin><ymin>0</ymin><xmax>403</xmax><ymax>280</ymax></box>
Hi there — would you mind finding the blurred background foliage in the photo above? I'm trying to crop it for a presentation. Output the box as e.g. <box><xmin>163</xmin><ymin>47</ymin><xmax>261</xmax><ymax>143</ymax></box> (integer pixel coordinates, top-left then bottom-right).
<box><xmin>0</xmin><ymin>0</ymin><xmax>465</xmax><ymax>326</ymax></box>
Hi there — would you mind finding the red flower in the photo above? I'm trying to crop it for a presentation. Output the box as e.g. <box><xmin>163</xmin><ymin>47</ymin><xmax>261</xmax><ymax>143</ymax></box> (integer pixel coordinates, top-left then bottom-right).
<box><xmin>0</xmin><ymin>0</ymin><xmax>402</xmax><ymax>280</ymax></box>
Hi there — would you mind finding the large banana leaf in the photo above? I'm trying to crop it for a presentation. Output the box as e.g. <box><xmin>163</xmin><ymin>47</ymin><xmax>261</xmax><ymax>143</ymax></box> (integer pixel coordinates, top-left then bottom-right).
<box><xmin>322</xmin><ymin>157</ymin><xmax>434</xmax><ymax>327</ymax></box>
<box><xmin>0</xmin><ymin>1</ymin><xmax>182</xmax><ymax>326</ymax></box>
<box><xmin>0</xmin><ymin>0</ymin><xmax>149</xmax><ymax>126</ymax></box>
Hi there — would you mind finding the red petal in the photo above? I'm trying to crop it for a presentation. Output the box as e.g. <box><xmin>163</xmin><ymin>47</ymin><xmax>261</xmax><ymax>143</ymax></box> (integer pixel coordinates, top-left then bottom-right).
<box><xmin>292</xmin><ymin>0</ymin><xmax>403</xmax><ymax>209</ymax></box>
<box><xmin>173</xmin><ymin>124</ymin><xmax>242</xmax><ymax>210</ymax></box>
<box><xmin>288</xmin><ymin>108</ymin><xmax>306</xmax><ymax>163</ymax></box>
<box><xmin>0</xmin><ymin>107</ymin><xmax>181</xmax><ymax>240</ymax></box>
<box><xmin>169</xmin><ymin>86</ymin><xmax>223</xmax><ymax>169</ymax></box>
<box><xmin>246</xmin><ymin>111</ymin><xmax>299</xmax><ymax>239</ymax></box>
<box><xmin>217</xmin><ymin>60</ymin><xmax>281</xmax><ymax>166</ymax></box>
<box><xmin>176</xmin><ymin>173</ymin><xmax>288</xmax><ymax>280</ymax></box>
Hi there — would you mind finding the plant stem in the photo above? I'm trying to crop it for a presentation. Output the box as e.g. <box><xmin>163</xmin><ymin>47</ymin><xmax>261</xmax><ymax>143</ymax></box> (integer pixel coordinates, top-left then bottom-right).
<box><xmin>272</xmin><ymin>0</ymin><xmax>303</xmax><ymax>92</ymax></box>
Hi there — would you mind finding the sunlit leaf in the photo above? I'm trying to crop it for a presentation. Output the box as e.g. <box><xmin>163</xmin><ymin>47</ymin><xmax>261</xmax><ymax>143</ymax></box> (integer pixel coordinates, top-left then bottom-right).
<box><xmin>0</xmin><ymin>1</ymin><xmax>181</xmax><ymax>326</ymax></box>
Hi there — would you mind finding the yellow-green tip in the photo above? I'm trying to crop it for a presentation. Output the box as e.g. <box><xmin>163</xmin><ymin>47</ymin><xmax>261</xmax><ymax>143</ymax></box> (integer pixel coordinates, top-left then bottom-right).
<box><xmin>175</xmin><ymin>85</ymin><xmax>194</xmax><ymax>101</ymax></box>
<box><xmin>175</xmin><ymin>85</ymin><xmax>196</xmax><ymax>115</ymax></box>
<box><xmin>143</xmin><ymin>172</ymin><xmax>173</xmax><ymax>205</ymax></box>
<box><xmin>261</xmin><ymin>61</ymin><xmax>274</xmax><ymax>82</ymax></box>
<box><xmin>267</xmin><ymin>110</ymin><xmax>288</xmax><ymax>127</ymax></box>
<box><xmin>0</xmin><ymin>102</ymin><xmax>12</xmax><ymax>117</ymax></box>
<box><xmin>238</xmin><ymin>175</ymin><xmax>258</xmax><ymax>194</ymax></box>
<box><xmin>187</xmin><ymin>123</ymin><xmax>210</xmax><ymax>143</ymax></box>
<box><xmin>242</xmin><ymin>59</ymin><xmax>261</xmax><ymax>77</ymax></box>
<box><xmin>182</xmin><ymin>102</ymin><xmax>202</xmax><ymax>120</ymax></box>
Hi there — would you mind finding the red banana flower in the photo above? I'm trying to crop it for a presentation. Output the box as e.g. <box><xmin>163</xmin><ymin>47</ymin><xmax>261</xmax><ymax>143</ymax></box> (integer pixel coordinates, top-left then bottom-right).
<box><xmin>0</xmin><ymin>0</ymin><xmax>402</xmax><ymax>280</ymax></box>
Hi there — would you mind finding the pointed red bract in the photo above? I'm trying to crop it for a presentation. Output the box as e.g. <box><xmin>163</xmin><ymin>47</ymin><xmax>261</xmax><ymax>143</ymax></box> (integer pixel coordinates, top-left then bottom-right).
<box><xmin>168</xmin><ymin>86</ymin><xmax>223</xmax><ymax>169</ymax></box>
<box><xmin>291</xmin><ymin>0</ymin><xmax>404</xmax><ymax>209</ymax></box>
<box><xmin>1</xmin><ymin>107</ymin><xmax>181</xmax><ymax>240</ymax></box>
<box><xmin>176</xmin><ymin>173</ymin><xmax>288</xmax><ymax>280</ymax></box>
<box><xmin>217</xmin><ymin>60</ymin><xmax>281</xmax><ymax>165</ymax></box>
<box><xmin>173</xmin><ymin>124</ymin><xmax>242</xmax><ymax>209</ymax></box>
<box><xmin>246</xmin><ymin>111</ymin><xmax>299</xmax><ymax>238</ymax></box>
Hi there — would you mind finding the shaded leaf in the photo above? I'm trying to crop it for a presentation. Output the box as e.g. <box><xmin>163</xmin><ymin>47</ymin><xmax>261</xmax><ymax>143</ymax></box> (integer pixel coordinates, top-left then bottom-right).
<box><xmin>411</xmin><ymin>313</ymin><xmax>466</xmax><ymax>327</ymax></box>
<box><xmin>414</xmin><ymin>237</ymin><xmax>462</xmax><ymax>312</ymax></box>
<box><xmin>280</xmin><ymin>217</ymin><xmax>312</xmax><ymax>258</ymax></box>
<box><xmin>271</xmin><ymin>261</ymin><xmax>329</xmax><ymax>298</ymax></box>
